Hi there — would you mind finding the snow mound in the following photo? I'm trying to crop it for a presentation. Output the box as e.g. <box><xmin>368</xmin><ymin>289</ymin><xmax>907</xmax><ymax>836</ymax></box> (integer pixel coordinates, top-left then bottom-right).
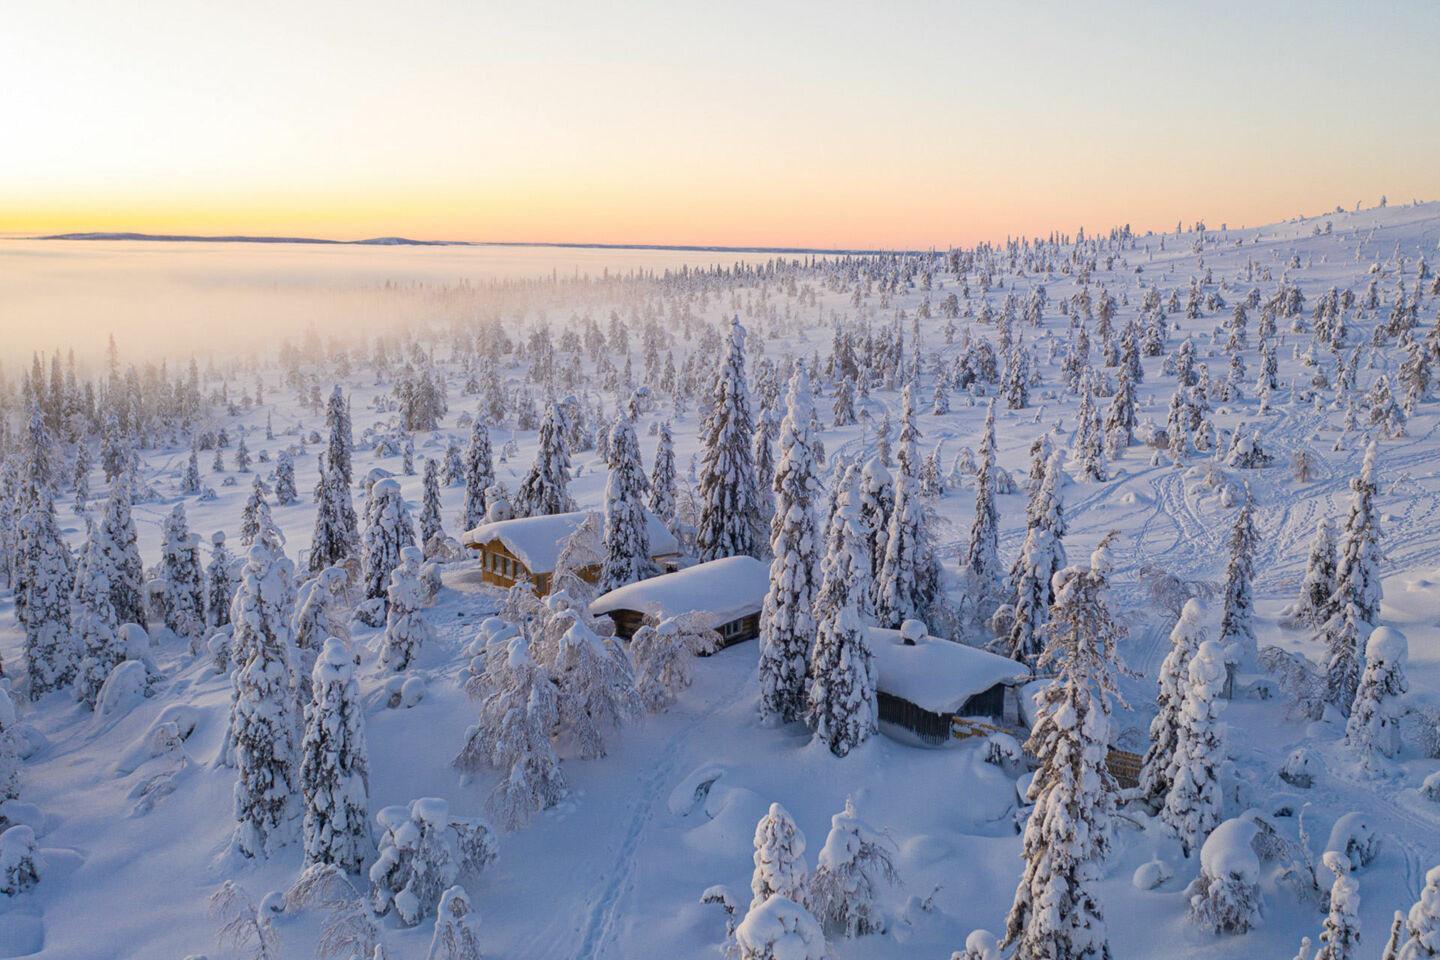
<box><xmin>1199</xmin><ymin>818</ymin><xmax>1260</xmax><ymax>884</ymax></box>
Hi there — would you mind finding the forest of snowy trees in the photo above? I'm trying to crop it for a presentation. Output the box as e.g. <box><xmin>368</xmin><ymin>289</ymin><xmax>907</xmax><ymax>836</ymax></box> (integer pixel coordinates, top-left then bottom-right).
<box><xmin>1</xmin><ymin>201</ymin><xmax>1440</xmax><ymax>959</ymax></box>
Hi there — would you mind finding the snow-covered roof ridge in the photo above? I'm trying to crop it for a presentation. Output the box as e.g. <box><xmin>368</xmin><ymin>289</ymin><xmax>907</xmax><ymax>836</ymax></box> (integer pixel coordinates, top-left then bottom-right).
<box><xmin>462</xmin><ymin>508</ymin><xmax>679</xmax><ymax>574</ymax></box>
<box><xmin>868</xmin><ymin>627</ymin><xmax>1029</xmax><ymax>715</ymax></box>
<box><xmin>590</xmin><ymin>556</ymin><xmax>770</xmax><ymax>624</ymax></box>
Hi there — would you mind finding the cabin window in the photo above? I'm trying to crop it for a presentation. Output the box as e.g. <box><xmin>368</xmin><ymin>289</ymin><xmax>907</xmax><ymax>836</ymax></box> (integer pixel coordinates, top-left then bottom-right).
<box><xmin>721</xmin><ymin>619</ymin><xmax>744</xmax><ymax>639</ymax></box>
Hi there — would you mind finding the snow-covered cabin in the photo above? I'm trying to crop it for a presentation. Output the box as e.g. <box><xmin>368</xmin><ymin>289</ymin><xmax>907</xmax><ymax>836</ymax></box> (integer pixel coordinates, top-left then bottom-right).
<box><xmin>462</xmin><ymin>509</ymin><xmax>681</xmax><ymax>596</ymax></box>
<box><xmin>870</xmin><ymin>622</ymin><xmax>1031</xmax><ymax>746</ymax></box>
<box><xmin>589</xmin><ymin>556</ymin><xmax>769</xmax><ymax>648</ymax></box>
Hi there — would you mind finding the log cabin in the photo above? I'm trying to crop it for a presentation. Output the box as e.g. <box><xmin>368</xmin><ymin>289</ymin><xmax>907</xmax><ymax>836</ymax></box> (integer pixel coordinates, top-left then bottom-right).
<box><xmin>589</xmin><ymin>556</ymin><xmax>769</xmax><ymax>650</ymax></box>
<box><xmin>461</xmin><ymin>509</ymin><xmax>680</xmax><ymax>596</ymax></box>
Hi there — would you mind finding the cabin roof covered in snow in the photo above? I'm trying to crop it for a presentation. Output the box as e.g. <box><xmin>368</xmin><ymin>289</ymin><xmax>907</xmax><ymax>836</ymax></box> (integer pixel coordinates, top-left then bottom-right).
<box><xmin>462</xmin><ymin>509</ymin><xmax>679</xmax><ymax>574</ymax></box>
<box><xmin>869</xmin><ymin>628</ymin><xmax>1030</xmax><ymax>715</ymax></box>
<box><xmin>590</xmin><ymin>556</ymin><xmax>770</xmax><ymax>624</ymax></box>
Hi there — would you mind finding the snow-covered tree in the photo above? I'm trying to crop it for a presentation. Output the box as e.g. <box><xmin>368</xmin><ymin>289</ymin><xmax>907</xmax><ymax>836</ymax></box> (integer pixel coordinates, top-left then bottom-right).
<box><xmin>1003</xmin><ymin>536</ymin><xmax>1125</xmax><ymax>960</ymax></box>
<box><xmin>360</xmin><ymin>478</ymin><xmax>416</xmax><ymax>604</ymax></box>
<box><xmin>1218</xmin><ymin>490</ymin><xmax>1258</xmax><ymax>671</ymax></box>
<box><xmin>17</xmin><ymin>498</ymin><xmax>76</xmax><ymax>699</ymax></box>
<box><xmin>1139</xmin><ymin>598</ymin><xmax>1206</xmax><ymax>811</ymax></box>
<box><xmin>759</xmin><ymin>362</ymin><xmax>822</xmax><ymax>724</ymax></box>
<box><xmin>0</xmin><ymin>824</ymin><xmax>41</xmax><ymax>896</ymax></box>
<box><xmin>1391</xmin><ymin>864</ymin><xmax>1440</xmax><ymax>960</ymax></box>
<box><xmin>696</xmin><ymin>318</ymin><xmax>763</xmax><ymax>561</ymax></box>
<box><xmin>461</xmin><ymin>419</ymin><xmax>494</xmax><ymax>531</ymax></box>
<box><xmin>514</xmin><ymin>401</ymin><xmax>575</xmax><ymax>518</ymax></box>
<box><xmin>1294</xmin><ymin>518</ymin><xmax>1338</xmax><ymax>628</ymax></box>
<box><xmin>99</xmin><ymin>474</ymin><xmax>145</xmax><ymax>625</ymax></box>
<box><xmin>240</xmin><ymin>475</ymin><xmax>272</xmax><ymax>548</ymax></box>
<box><xmin>752</xmin><ymin>802</ymin><xmax>809</xmax><ymax>910</ymax></box>
<box><xmin>631</xmin><ymin>612</ymin><xmax>718</xmax><ymax>711</ymax></box>
<box><xmin>1344</xmin><ymin>626</ymin><xmax>1408</xmax><ymax>767</ymax></box>
<box><xmin>1185</xmin><ymin>817</ymin><xmax>1262</xmax><ymax>934</ymax></box>
<box><xmin>326</xmin><ymin>386</ymin><xmax>354</xmax><ymax>486</ymax></box>
<box><xmin>1324</xmin><ymin>442</ymin><xmax>1383</xmax><ymax>713</ymax></box>
<box><xmin>735</xmin><ymin>896</ymin><xmax>829</xmax><ymax>960</ymax></box>
<box><xmin>161</xmin><ymin>504</ymin><xmax>206</xmax><ymax>644</ymax></box>
<box><xmin>381</xmin><ymin>547</ymin><xmax>433</xmax><ymax>671</ymax></box>
<box><xmin>600</xmin><ymin>416</ymin><xmax>658</xmax><ymax>593</ymax></box>
<box><xmin>420</xmin><ymin>458</ymin><xmax>445</xmax><ymax>552</ymax></box>
<box><xmin>0</xmin><ymin>688</ymin><xmax>21</xmax><ymax>802</ymax></box>
<box><xmin>310</xmin><ymin>453</ymin><xmax>358</xmax><ymax>573</ymax></box>
<box><xmin>808</xmin><ymin>797</ymin><xmax>898</xmax><ymax>937</ymax></box>
<box><xmin>301</xmin><ymin>638</ymin><xmax>370</xmax><ymax>873</ymax></box>
<box><xmin>368</xmin><ymin>798</ymin><xmax>495</xmax><ymax>927</ymax></box>
<box><xmin>292</xmin><ymin>565</ymin><xmax>348</xmax><ymax>716</ymax></box>
<box><xmin>454</xmin><ymin>632</ymin><xmax>564</xmax><ymax>830</ymax></box>
<box><xmin>181</xmin><ymin>445</ymin><xmax>202</xmax><ymax>495</ymax></box>
<box><xmin>1072</xmin><ymin>374</ymin><xmax>1106</xmax><ymax>482</ymax></box>
<box><xmin>1160</xmin><ymin>639</ymin><xmax>1228</xmax><ymax>855</ymax></box>
<box><xmin>208</xmin><ymin>531</ymin><xmax>238</xmax><ymax>628</ymax></box>
<box><xmin>963</xmin><ymin>401</ymin><xmax>1004</xmax><ymax>620</ymax></box>
<box><xmin>807</xmin><ymin>488</ymin><xmax>877</xmax><ymax>757</ymax></box>
<box><xmin>874</xmin><ymin>449</ymin><xmax>936</xmax><ymax>629</ymax></box>
<box><xmin>72</xmin><ymin>527</ymin><xmax>124</xmax><ymax>711</ymax></box>
<box><xmin>273</xmin><ymin>450</ymin><xmax>297</xmax><ymax>506</ymax></box>
<box><xmin>554</xmin><ymin>617</ymin><xmax>641</xmax><ymax>759</ymax></box>
<box><xmin>231</xmin><ymin>540</ymin><xmax>300</xmax><ymax>858</ymax></box>
<box><xmin>858</xmin><ymin>458</ymin><xmax>893</xmax><ymax>607</ymax></box>
<box><xmin>649</xmin><ymin>420</ymin><xmax>678</xmax><ymax>527</ymax></box>
<box><xmin>1315</xmin><ymin>851</ymin><xmax>1361</xmax><ymax>960</ymax></box>
<box><xmin>427</xmin><ymin>885</ymin><xmax>483</xmax><ymax>960</ymax></box>
<box><xmin>1002</xmin><ymin>451</ymin><xmax>1065</xmax><ymax>667</ymax></box>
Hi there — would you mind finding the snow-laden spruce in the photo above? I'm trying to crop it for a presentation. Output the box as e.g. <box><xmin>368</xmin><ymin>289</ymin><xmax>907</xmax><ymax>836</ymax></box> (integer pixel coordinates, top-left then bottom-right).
<box><xmin>1314</xmin><ymin>851</ymin><xmax>1361</xmax><ymax>960</ymax></box>
<box><xmin>230</xmin><ymin>538</ymin><xmax>300</xmax><ymax>859</ymax></box>
<box><xmin>239</xmin><ymin>475</ymin><xmax>272</xmax><ymax>548</ymax></box>
<box><xmin>17</xmin><ymin>494</ymin><xmax>76</xmax><ymax>699</ymax></box>
<box><xmin>751</xmin><ymin>802</ymin><xmax>809</xmax><ymax>911</ymax></box>
<box><xmin>0</xmin><ymin>823</ymin><xmax>41</xmax><ymax>896</ymax></box>
<box><xmin>326</xmin><ymin>388</ymin><xmax>355</xmax><ymax>487</ymax></box>
<box><xmin>368</xmin><ymin>797</ymin><xmax>496</xmax><ymax>926</ymax></box>
<box><xmin>1002</xmin><ymin>450</ymin><xmax>1065</xmax><ymax>667</ymax></box>
<box><xmin>554</xmin><ymin>615</ymin><xmax>642</xmax><ymax>759</ymax></box>
<box><xmin>858</xmin><ymin>458</ymin><xmax>893</xmax><ymax>612</ymax></box>
<box><xmin>72</xmin><ymin>528</ymin><xmax>124</xmax><ymax>709</ymax></box>
<box><xmin>600</xmin><ymin>415</ymin><xmax>657</xmax><ymax>593</ymax></box>
<box><xmin>759</xmin><ymin>362</ymin><xmax>822</xmax><ymax>724</ymax></box>
<box><xmin>0</xmin><ymin>687</ymin><xmax>22</xmax><ymax>803</ymax></box>
<box><xmin>1186</xmin><ymin>816</ymin><xmax>1262</xmax><ymax>934</ymax></box>
<box><xmin>515</xmin><ymin>400</ymin><xmax>576</xmax><ymax>518</ymax></box>
<box><xmin>293</xmin><ymin>565</ymin><xmax>348</xmax><ymax>722</ymax></box>
<box><xmin>1218</xmin><ymin>487</ymin><xmax>1258</xmax><ymax>668</ymax></box>
<box><xmin>1003</xmin><ymin>535</ymin><xmax>1125</xmax><ymax>960</ymax></box>
<box><xmin>272</xmin><ymin>449</ymin><xmax>297</xmax><ymax>506</ymax></box>
<box><xmin>454</xmin><ymin>630</ymin><xmax>565</xmax><ymax>830</ymax></box>
<box><xmin>874</xmin><ymin>429</ymin><xmax>938</xmax><ymax>629</ymax></box>
<box><xmin>696</xmin><ymin>317</ymin><xmax>763</xmax><ymax>561</ymax></box>
<box><xmin>807</xmin><ymin>796</ymin><xmax>898</xmax><ymax>938</ymax></box>
<box><xmin>160</xmin><ymin>504</ymin><xmax>206</xmax><ymax>645</ymax></box>
<box><xmin>360</xmin><ymin>477</ymin><xmax>416</xmax><ymax>605</ymax></box>
<box><xmin>962</xmin><ymin>400</ymin><xmax>1004</xmax><ymax>622</ymax></box>
<box><xmin>310</xmin><ymin>451</ymin><xmax>358</xmax><ymax>573</ymax></box>
<box><xmin>1291</xmin><ymin>518</ymin><xmax>1338</xmax><ymax>628</ymax></box>
<box><xmin>99</xmin><ymin>473</ymin><xmax>145</xmax><ymax>626</ymax></box>
<box><xmin>648</xmin><ymin>420</ymin><xmax>678</xmax><ymax>528</ymax></box>
<box><xmin>1344</xmin><ymin>626</ymin><xmax>1408</xmax><ymax>768</ymax></box>
<box><xmin>631</xmin><ymin>613</ymin><xmax>718</xmax><ymax>712</ymax></box>
<box><xmin>1160</xmin><ymin>639</ymin><xmax>1228</xmax><ymax>856</ymax></box>
<box><xmin>1390</xmin><ymin>864</ymin><xmax>1440</xmax><ymax>960</ymax></box>
<box><xmin>428</xmin><ymin>884</ymin><xmax>483</xmax><ymax>960</ymax></box>
<box><xmin>420</xmin><ymin>457</ymin><xmax>445</xmax><ymax>553</ymax></box>
<box><xmin>735</xmin><ymin>895</ymin><xmax>829</xmax><ymax>960</ymax></box>
<box><xmin>806</xmin><ymin>493</ymin><xmax>877</xmax><ymax>757</ymax></box>
<box><xmin>381</xmin><ymin>546</ymin><xmax>433</xmax><ymax>671</ymax></box>
<box><xmin>461</xmin><ymin>418</ymin><xmax>494</xmax><ymax>531</ymax></box>
<box><xmin>1139</xmin><ymin>597</ymin><xmax>1207</xmax><ymax>811</ymax></box>
<box><xmin>207</xmin><ymin>531</ymin><xmax>238</xmax><ymax>628</ymax></box>
<box><xmin>301</xmin><ymin>638</ymin><xmax>370</xmax><ymax>873</ymax></box>
<box><xmin>1323</xmin><ymin>441</ymin><xmax>1384</xmax><ymax>713</ymax></box>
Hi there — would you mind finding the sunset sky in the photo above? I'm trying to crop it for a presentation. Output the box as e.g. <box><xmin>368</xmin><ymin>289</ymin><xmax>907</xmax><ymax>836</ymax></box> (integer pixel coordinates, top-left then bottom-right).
<box><xmin>3</xmin><ymin>0</ymin><xmax>1437</xmax><ymax>249</ymax></box>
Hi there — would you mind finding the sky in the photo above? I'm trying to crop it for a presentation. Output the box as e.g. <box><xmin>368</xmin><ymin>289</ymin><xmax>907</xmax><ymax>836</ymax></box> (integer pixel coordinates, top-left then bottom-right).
<box><xmin>2</xmin><ymin>0</ymin><xmax>1438</xmax><ymax>249</ymax></box>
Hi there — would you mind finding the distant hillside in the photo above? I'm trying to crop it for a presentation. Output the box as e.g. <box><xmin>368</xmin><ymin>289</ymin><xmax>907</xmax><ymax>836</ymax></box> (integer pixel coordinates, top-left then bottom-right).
<box><xmin>38</xmin><ymin>232</ymin><xmax>465</xmax><ymax>246</ymax></box>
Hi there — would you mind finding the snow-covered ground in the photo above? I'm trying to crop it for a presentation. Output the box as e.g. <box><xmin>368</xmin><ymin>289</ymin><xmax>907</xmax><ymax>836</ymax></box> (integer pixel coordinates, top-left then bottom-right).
<box><xmin>5</xmin><ymin>201</ymin><xmax>1440</xmax><ymax>959</ymax></box>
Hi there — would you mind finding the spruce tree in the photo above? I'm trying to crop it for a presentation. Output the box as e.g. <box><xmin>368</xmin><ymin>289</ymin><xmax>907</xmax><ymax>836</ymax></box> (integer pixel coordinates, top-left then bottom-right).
<box><xmin>759</xmin><ymin>363</ymin><xmax>822</xmax><ymax>723</ymax></box>
<box><xmin>461</xmin><ymin>419</ymin><xmax>494</xmax><ymax>531</ymax></box>
<box><xmin>208</xmin><ymin>531</ymin><xmax>237</xmax><ymax>628</ymax></box>
<box><xmin>1139</xmin><ymin>598</ymin><xmax>1206</xmax><ymax>811</ymax></box>
<box><xmin>696</xmin><ymin>318</ymin><xmax>763</xmax><ymax>561</ymax></box>
<box><xmin>1159</xmin><ymin>639</ymin><xmax>1228</xmax><ymax>856</ymax></box>
<box><xmin>1003</xmin><ymin>536</ymin><xmax>1125</xmax><ymax>960</ymax></box>
<box><xmin>1294</xmin><ymin>518</ymin><xmax>1338</xmax><ymax>628</ymax></box>
<box><xmin>0</xmin><ymin>687</ymin><xmax>21</xmax><ymax>802</ymax></box>
<box><xmin>160</xmin><ymin>504</ymin><xmax>206</xmax><ymax>644</ymax></box>
<box><xmin>420</xmin><ymin>457</ymin><xmax>444</xmax><ymax>551</ymax></box>
<box><xmin>858</xmin><ymin>458</ymin><xmax>894</xmax><ymax>609</ymax></box>
<box><xmin>1391</xmin><ymin>865</ymin><xmax>1440</xmax><ymax>960</ymax></box>
<box><xmin>240</xmin><ymin>475</ymin><xmax>272</xmax><ymax>548</ymax></box>
<box><xmin>649</xmin><ymin>420</ymin><xmax>678</xmax><ymax>527</ymax></box>
<box><xmin>16</xmin><ymin>497</ymin><xmax>76</xmax><ymax>698</ymax></box>
<box><xmin>807</xmin><ymin>494</ymin><xmax>876</xmax><ymax>756</ymax></box>
<box><xmin>1315</xmin><ymin>852</ymin><xmax>1361</xmax><ymax>960</ymax></box>
<box><xmin>963</xmin><ymin>401</ymin><xmax>1003</xmax><ymax>620</ymax></box>
<box><xmin>1218</xmin><ymin>489</ymin><xmax>1258</xmax><ymax>667</ymax></box>
<box><xmin>1003</xmin><ymin>452</ymin><xmax>1065</xmax><ymax>667</ymax></box>
<box><xmin>514</xmin><ymin>401</ymin><xmax>576</xmax><ymax>517</ymax></box>
<box><xmin>875</xmin><ymin>441</ymin><xmax>936</xmax><ymax>629</ymax></box>
<box><xmin>273</xmin><ymin>450</ymin><xmax>298</xmax><ymax>506</ymax></box>
<box><xmin>360</xmin><ymin>478</ymin><xmax>416</xmax><ymax>604</ymax></box>
<box><xmin>809</xmin><ymin>797</ymin><xmax>899</xmax><ymax>937</ymax></box>
<box><xmin>326</xmin><ymin>386</ymin><xmax>354</xmax><ymax>486</ymax></box>
<box><xmin>600</xmin><ymin>416</ymin><xmax>658</xmax><ymax>593</ymax></box>
<box><xmin>750</xmin><ymin>802</ymin><xmax>808</xmax><ymax>910</ymax></box>
<box><xmin>1324</xmin><ymin>442</ymin><xmax>1383</xmax><ymax>713</ymax></box>
<box><xmin>301</xmin><ymin>638</ymin><xmax>370</xmax><ymax>873</ymax></box>
<box><xmin>310</xmin><ymin>453</ymin><xmax>358</xmax><ymax>573</ymax></box>
<box><xmin>232</xmin><ymin>540</ymin><xmax>299</xmax><ymax>858</ymax></box>
<box><xmin>381</xmin><ymin>547</ymin><xmax>433</xmax><ymax>671</ymax></box>
<box><xmin>1344</xmin><ymin>626</ymin><xmax>1408</xmax><ymax>768</ymax></box>
<box><xmin>73</xmin><ymin>530</ymin><xmax>123</xmax><ymax>709</ymax></box>
<box><xmin>99</xmin><ymin>475</ymin><xmax>145</xmax><ymax>625</ymax></box>
<box><xmin>1073</xmin><ymin>374</ymin><xmax>1106</xmax><ymax>482</ymax></box>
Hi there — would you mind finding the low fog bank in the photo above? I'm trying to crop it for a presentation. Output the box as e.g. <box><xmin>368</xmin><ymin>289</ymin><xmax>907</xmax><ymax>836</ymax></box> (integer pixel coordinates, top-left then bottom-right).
<box><xmin>0</xmin><ymin>239</ymin><xmax>750</xmax><ymax>369</ymax></box>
